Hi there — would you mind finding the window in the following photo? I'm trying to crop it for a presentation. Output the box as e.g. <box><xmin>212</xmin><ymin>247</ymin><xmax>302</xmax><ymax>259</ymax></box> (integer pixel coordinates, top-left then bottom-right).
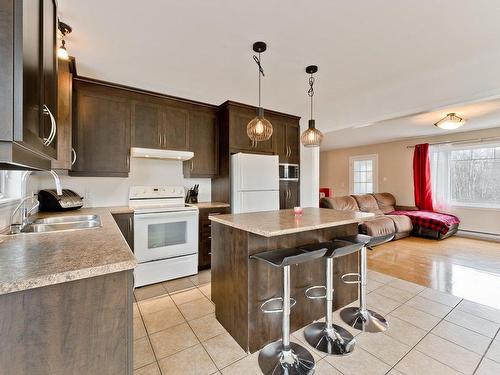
<box><xmin>0</xmin><ymin>171</ymin><xmax>24</xmax><ymax>204</ymax></box>
<box><xmin>349</xmin><ymin>154</ymin><xmax>378</xmax><ymax>194</ymax></box>
<box><xmin>431</xmin><ymin>143</ymin><xmax>500</xmax><ymax>208</ymax></box>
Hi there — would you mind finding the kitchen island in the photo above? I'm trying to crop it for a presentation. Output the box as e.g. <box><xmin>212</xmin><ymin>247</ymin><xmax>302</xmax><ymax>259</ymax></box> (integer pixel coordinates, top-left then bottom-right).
<box><xmin>209</xmin><ymin>207</ymin><xmax>374</xmax><ymax>353</ymax></box>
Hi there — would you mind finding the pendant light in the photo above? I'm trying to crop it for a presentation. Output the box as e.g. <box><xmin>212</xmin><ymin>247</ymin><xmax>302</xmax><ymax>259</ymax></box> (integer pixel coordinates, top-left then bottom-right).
<box><xmin>247</xmin><ymin>41</ymin><xmax>273</xmax><ymax>142</ymax></box>
<box><xmin>300</xmin><ymin>65</ymin><xmax>323</xmax><ymax>147</ymax></box>
<box><xmin>434</xmin><ymin>113</ymin><xmax>466</xmax><ymax>130</ymax></box>
<box><xmin>57</xmin><ymin>20</ymin><xmax>72</xmax><ymax>60</ymax></box>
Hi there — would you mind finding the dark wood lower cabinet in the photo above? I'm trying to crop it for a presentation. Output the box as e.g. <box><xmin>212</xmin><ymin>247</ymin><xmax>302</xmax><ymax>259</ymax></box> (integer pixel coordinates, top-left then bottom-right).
<box><xmin>280</xmin><ymin>180</ymin><xmax>300</xmax><ymax>209</ymax></box>
<box><xmin>198</xmin><ymin>207</ymin><xmax>229</xmax><ymax>269</ymax></box>
<box><xmin>113</xmin><ymin>213</ymin><xmax>134</xmax><ymax>251</ymax></box>
<box><xmin>0</xmin><ymin>271</ymin><xmax>134</xmax><ymax>375</ymax></box>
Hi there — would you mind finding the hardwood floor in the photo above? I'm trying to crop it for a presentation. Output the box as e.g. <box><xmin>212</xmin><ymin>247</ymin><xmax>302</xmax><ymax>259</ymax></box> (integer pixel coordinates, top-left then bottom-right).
<box><xmin>368</xmin><ymin>235</ymin><xmax>500</xmax><ymax>309</ymax></box>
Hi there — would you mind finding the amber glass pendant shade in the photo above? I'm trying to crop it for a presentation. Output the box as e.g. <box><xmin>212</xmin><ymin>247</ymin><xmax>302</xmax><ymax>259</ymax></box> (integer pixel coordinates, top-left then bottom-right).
<box><xmin>301</xmin><ymin>120</ymin><xmax>323</xmax><ymax>147</ymax></box>
<box><xmin>247</xmin><ymin>107</ymin><xmax>273</xmax><ymax>141</ymax></box>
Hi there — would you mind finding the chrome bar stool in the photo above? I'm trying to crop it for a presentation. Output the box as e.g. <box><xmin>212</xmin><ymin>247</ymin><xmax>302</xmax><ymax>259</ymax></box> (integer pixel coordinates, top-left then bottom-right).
<box><xmin>250</xmin><ymin>247</ymin><xmax>328</xmax><ymax>375</ymax></box>
<box><xmin>299</xmin><ymin>240</ymin><xmax>362</xmax><ymax>355</ymax></box>
<box><xmin>338</xmin><ymin>234</ymin><xmax>389</xmax><ymax>333</ymax></box>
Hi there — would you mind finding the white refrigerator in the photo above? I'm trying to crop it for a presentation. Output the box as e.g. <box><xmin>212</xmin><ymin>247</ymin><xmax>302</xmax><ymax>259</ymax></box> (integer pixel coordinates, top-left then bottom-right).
<box><xmin>231</xmin><ymin>153</ymin><xmax>280</xmax><ymax>214</ymax></box>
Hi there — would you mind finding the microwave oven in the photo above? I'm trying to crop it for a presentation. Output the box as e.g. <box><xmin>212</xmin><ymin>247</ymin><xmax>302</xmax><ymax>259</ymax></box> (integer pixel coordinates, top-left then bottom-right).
<box><xmin>279</xmin><ymin>163</ymin><xmax>299</xmax><ymax>181</ymax></box>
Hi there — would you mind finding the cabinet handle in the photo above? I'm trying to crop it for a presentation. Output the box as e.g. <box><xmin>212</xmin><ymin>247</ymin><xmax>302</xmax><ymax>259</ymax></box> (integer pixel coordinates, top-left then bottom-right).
<box><xmin>42</xmin><ymin>105</ymin><xmax>57</xmax><ymax>146</ymax></box>
<box><xmin>208</xmin><ymin>252</ymin><xmax>212</xmax><ymax>255</ymax></box>
<box><xmin>71</xmin><ymin>148</ymin><xmax>77</xmax><ymax>166</ymax></box>
<box><xmin>163</xmin><ymin>134</ymin><xmax>167</xmax><ymax>147</ymax></box>
<box><xmin>190</xmin><ymin>160</ymin><xmax>194</xmax><ymax>171</ymax></box>
<box><xmin>128</xmin><ymin>217</ymin><xmax>132</xmax><ymax>232</ymax></box>
<box><xmin>158</xmin><ymin>133</ymin><xmax>162</xmax><ymax>146</ymax></box>
<box><xmin>286</xmin><ymin>146</ymin><xmax>289</xmax><ymax>157</ymax></box>
<box><xmin>208</xmin><ymin>236</ymin><xmax>212</xmax><ymax>239</ymax></box>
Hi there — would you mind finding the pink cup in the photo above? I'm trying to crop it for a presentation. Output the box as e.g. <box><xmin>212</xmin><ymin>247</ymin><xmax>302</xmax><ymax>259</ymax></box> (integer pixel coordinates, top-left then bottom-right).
<box><xmin>293</xmin><ymin>206</ymin><xmax>303</xmax><ymax>216</ymax></box>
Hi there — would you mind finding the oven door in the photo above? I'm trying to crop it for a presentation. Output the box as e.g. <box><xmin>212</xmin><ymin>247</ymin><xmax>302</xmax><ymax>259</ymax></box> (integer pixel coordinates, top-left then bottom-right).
<box><xmin>134</xmin><ymin>210</ymin><xmax>198</xmax><ymax>263</ymax></box>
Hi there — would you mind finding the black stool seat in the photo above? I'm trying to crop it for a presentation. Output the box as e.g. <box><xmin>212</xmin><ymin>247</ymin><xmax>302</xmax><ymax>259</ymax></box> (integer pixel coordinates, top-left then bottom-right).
<box><xmin>336</xmin><ymin>234</ymin><xmax>371</xmax><ymax>246</ymax></box>
<box><xmin>299</xmin><ymin>240</ymin><xmax>363</xmax><ymax>258</ymax></box>
<box><xmin>250</xmin><ymin>247</ymin><xmax>327</xmax><ymax>268</ymax></box>
<box><xmin>337</xmin><ymin>233</ymin><xmax>394</xmax><ymax>248</ymax></box>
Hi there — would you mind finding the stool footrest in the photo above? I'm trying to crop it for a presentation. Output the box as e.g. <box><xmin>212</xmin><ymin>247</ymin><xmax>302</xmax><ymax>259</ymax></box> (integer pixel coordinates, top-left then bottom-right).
<box><xmin>260</xmin><ymin>297</ymin><xmax>297</xmax><ymax>314</ymax></box>
<box><xmin>304</xmin><ymin>285</ymin><xmax>327</xmax><ymax>300</ymax></box>
<box><xmin>341</xmin><ymin>272</ymin><xmax>361</xmax><ymax>284</ymax></box>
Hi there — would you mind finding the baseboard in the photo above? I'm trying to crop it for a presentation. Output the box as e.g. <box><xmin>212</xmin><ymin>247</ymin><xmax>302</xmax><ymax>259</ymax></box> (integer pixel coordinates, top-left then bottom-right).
<box><xmin>456</xmin><ymin>230</ymin><xmax>500</xmax><ymax>243</ymax></box>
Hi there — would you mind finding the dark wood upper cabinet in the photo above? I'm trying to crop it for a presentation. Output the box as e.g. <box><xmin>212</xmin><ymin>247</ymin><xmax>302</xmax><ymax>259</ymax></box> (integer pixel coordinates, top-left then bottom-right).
<box><xmin>285</xmin><ymin>123</ymin><xmax>300</xmax><ymax>164</ymax></box>
<box><xmin>41</xmin><ymin>0</ymin><xmax>57</xmax><ymax>157</ymax></box>
<box><xmin>70</xmin><ymin>81</ymin><xmax>130</xmax><ymax>177</ymax></box>
<box><xmin>183</xmin><ymin>110</ymin><xmax>218</xmax><ymax>177</ymax></box>
<box><xmin>274</xmin><ymin>119</ymin><xmax>300</xmax><ymax>164</ymax></box>
<box><xmin>228</xmin><ymin>104</ymin><xmax>273</xmax><ymax>154</ymax></box>
<box><xmin>162</xmin><ymin>106</ymin><xmax>189</xmax><ymax>150</ymax></box>
<box><xmin>0</xmin><ymin>0</ymin><xmax>58</xmax><ymax>169</ymax></box>
<box><xmin>132</xmin><ymin>101</ymin><xmax>189</xmax><ymax>151</ymax></box>
<box><xmin>131</xmin><ymin>101</ymin><xmax>161</xmax><ymax>149</ymax></box>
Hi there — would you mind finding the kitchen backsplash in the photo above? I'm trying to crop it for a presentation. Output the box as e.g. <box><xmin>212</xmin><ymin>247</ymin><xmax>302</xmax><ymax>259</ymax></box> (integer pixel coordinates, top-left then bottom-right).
<box><xmin>34</xmin><ymin>158</ymin><xmax>212</xmax><ymax>207</ymax></box>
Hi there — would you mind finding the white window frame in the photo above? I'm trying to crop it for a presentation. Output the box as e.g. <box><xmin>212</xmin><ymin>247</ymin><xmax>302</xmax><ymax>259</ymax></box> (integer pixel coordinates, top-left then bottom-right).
<box><xmin>349</xmin><ymin>154</ymin><xmax>379</xmax><ymax>195</ymax></box>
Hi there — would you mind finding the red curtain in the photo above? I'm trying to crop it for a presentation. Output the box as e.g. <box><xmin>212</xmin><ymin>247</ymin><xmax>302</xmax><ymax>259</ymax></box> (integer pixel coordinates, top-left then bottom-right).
<box><xmin>413</xmin><ymin>143</ymin><xmax>434</xmax><ymax>211</ymax></box>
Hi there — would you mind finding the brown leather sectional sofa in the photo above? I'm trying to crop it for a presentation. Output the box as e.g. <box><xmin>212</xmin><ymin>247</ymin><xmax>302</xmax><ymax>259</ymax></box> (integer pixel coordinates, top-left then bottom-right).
<box><xmin>320</xmin><ymin>193</ymin><xmax>415</xmax><ymax>243</ymax></box>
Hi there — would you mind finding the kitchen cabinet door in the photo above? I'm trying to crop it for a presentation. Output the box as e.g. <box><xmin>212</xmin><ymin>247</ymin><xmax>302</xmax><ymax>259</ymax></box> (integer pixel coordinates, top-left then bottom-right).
<box><xmin>16</xmin><ymin>0</ymin><xmax>56</xmax><ymax>159</ymax></box>
<box><xmin>183</xmin><ymin>110</ymin><xmax>218</xmax><ymax>177</ymax></box>
<box><xmin>40</xmin><ymin>0</ymin><xmax>57</xmax><ymax>158</ymax></box>
<box><xmin>280</xmin><ymin>181</ymin><xmax>300</xmax><ymax>209</ymax></box>
<box><xmin>274</xmin><ymin>120</ymin><xmax>287</xmax><ymax>162</ymax></box>
<box><xmin>229</xmin><ymin>110</ymin><xmax>255</xmax><ymax>152</ymax></box>
<box><xmin>132</xmin><ymin>101</ymin><xmax>161</xmax><ymax>149</ymax></box>
<box><xmin>229</xmin><ymin>106</ymin><xmax>273</xmax><ymax>153</ymax></box>
<box><xmin>71</xmin><ymin>82</ymin><xmax>131</xmax><ymax>177</ymax></box>
<box><xmin>113</xmin><ymin>213</ymin><xmax>134</xmax><ymax>251</ymax></box>
<box><xmin>162</xmin><ymin>106</ymin><xmax>189</xmax><ymax>150</ymax></box>
<box><xmin>285</xmin><ymin>124</ymin><xmax>300</xmax><ymax>164</ymax></box>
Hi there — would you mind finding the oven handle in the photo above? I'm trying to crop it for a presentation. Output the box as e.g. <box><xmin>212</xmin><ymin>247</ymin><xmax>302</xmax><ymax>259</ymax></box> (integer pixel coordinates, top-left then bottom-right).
<box><xmin>134</xmin><ymin>211</ymin><xmax>198</xmax><ymax>221</ymax></box>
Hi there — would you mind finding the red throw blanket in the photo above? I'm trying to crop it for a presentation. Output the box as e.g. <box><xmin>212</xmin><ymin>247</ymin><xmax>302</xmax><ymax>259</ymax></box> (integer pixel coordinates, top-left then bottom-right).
<box><xmin>389</xmin><ymin>210</ymin><xmax>460</xmax><ymax>235</ymax></box>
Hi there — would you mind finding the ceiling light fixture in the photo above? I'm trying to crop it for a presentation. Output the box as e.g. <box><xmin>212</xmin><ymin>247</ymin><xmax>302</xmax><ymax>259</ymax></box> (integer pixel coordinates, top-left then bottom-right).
<box><xmin>57</xmin><ymin>20</ymin><xmax>72</xmax><ymax>60</ymax></box>
<box><xmin>246</xmin><ymin>41</ymin><xmax>273</xmax><ymax>142</ymax></box>
<box><xmin>434</xmin><ymin>113</ymin><xmax>466</xmax><ymax>130</ymax></box>
<box><xmin>300</xmin><ymin>65</ymin><xmax>323</xmax><ymax>147</ymax></box>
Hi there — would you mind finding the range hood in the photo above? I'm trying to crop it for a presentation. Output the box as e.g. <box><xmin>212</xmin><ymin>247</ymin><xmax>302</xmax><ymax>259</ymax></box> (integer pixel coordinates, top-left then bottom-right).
<box><xmin>131</xmin><ymin>147</ymin><xmax>194</xmax><ymax>161</ymax></box>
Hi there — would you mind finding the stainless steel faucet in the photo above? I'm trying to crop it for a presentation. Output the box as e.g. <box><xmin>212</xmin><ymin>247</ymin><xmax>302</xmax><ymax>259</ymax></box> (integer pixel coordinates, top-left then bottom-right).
<box><xmin>9</xmin><ymin>170</ymin><xmax>63</xmax><ymax>233</ymax></box>
<box><xmin>21</xmin><ymin>169</ymin><xmax>62</xmax><ymax>196</ymax></box>
<box><xmin>9</xmin><ymin>195</ymin><xmax>39</xmax><ymax>234</ymax></box>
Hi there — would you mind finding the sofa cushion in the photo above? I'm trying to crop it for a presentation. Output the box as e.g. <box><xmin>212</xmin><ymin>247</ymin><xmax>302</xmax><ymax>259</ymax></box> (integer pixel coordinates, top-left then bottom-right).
<box><xmin>320</xmin><ymin>196</ymin><xmax>359</xmax><ymax>211</ymax></box>
<box><xmin>385</xmin><ymin>214</ymin><xmax>413</xmax><ymax>233</ymax></box>
<box><xmin>374</xmin><ymin>193</ymin><xmax>397</xmax><ymax>214</ymax></box>
<box><xmin>360</xmin><ymin>216</ymin><xmax>395</xmax><ymax>237</ymax></box>
<box><xmin>352</xmin><ymin>194</ymin><xmax>384</xmax><ymax>216</ymax></box>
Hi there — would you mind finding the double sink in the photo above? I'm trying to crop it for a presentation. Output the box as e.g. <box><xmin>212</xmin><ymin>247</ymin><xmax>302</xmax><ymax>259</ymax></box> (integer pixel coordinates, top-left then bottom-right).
<box><xmin>15</xmin><ymin>214</ymin><xmax>101</xmax><ymax>234</ymax></box>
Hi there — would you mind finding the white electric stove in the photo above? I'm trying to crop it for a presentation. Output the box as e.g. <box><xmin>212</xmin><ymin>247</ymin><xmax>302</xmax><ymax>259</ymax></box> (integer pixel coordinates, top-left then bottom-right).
<box><xmin>129</xmin><ymin>186</ymin><xmax>199</xmax><ymax>287</ymax></box>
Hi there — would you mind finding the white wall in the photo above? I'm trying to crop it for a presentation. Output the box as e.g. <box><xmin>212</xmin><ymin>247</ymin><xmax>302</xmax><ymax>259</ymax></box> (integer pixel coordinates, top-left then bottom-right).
<box><xmin>35</xmin><ymin>158</ymin><xmax>211</xmax><ymax>207</ymax></box>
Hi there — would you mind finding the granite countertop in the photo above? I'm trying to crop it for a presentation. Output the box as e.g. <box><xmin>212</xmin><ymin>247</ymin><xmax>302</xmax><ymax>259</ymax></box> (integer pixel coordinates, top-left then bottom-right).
<box><xmin>209</xmin><ymin>208</ymin><xmax>374</xmax><ymax>237</ymax></box>
<box><xmin>189</xmin><ymin>202</ymin><xmax>230</xmax><ymax>209</ymax></box>
<box><xmin>0</xmin><ymin>207</ymin><xmax>136</xmax><ymax>296</ymax></box>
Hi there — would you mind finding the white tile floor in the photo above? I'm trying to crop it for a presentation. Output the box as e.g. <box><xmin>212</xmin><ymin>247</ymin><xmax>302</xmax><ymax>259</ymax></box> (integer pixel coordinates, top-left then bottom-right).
<box><xmin>133</xmin><ymin>269</ymin><xmax>500</xmax><ymax>375</ymax></box>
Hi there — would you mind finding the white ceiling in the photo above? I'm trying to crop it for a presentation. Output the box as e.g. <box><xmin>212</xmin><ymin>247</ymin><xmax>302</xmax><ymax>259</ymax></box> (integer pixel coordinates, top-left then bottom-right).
<box><xmin>322</xmin><ymin>99</ymin><xmax>500</xmax><ymax>149</ymax></box>
<box><xmin>59</xmin><ymin>0</ymin><xmax>500</xmax><ymax>146</ymax></box>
